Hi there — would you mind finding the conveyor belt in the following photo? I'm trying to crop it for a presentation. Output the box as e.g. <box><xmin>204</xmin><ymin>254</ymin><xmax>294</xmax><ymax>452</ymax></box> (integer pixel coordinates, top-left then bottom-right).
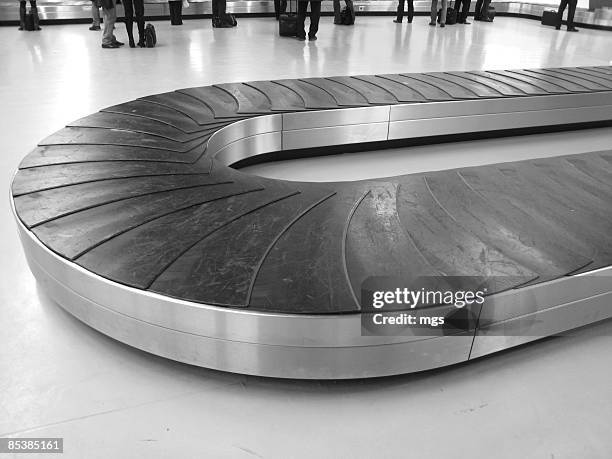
<box><xmin>11</xmin><ymin>66</ymin><xmax>612</xmax><ymax>378</ymax></box>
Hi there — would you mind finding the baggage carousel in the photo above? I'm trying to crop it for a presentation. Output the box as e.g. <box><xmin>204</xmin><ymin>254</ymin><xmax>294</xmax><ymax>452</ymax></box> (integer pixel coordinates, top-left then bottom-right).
<box><xmin>11</xmin><ymin>66</ymin><xmax>612</xmax><ymax>379</ymax></box>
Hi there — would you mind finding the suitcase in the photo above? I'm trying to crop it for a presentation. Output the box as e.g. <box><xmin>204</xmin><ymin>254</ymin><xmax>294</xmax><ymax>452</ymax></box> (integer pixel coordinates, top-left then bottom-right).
<box><xmin>279</xmin><ymin>0</ymin><xmax>297</xmax><ymax>36</ymax></box>
<box><xmin>541</xmin><ymin>10</ymin><xmax>560</xmax><ymax>26</ymax></box>
<box><xmin>24</xmin><ymin>13</ymin><xmax>35</xmax><ymax>31</ymax></box>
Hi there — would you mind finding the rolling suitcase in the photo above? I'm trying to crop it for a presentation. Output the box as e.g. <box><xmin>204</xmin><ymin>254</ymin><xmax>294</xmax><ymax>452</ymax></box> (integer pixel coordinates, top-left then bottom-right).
<box><xmin>541</xmin><ymin>10</ymin><xmax>560</xmax><ymax>26</ymax></box>
<box><xmin>279</xmin><ymin>0</ymin><xmax>297</xmax><ymax>36</ymax></box>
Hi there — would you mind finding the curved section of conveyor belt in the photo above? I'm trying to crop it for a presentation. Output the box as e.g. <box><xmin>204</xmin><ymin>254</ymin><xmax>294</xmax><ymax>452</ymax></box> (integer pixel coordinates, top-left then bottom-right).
<box><xmin>11</xmin><ymin>66</ymin><xmax>612</xmax><ymax>378</ymax></box>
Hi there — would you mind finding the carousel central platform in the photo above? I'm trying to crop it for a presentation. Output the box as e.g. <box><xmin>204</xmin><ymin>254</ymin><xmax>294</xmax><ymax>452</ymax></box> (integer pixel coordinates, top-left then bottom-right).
<box><xmin>11</xmin><ymin>65</ymin><xmax>612</xmax><ymax>378</ymax></box>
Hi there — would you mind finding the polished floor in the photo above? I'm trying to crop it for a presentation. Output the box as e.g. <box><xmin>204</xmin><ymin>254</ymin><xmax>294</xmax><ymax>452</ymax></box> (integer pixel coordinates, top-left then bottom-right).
<box><xmin>1</xmin><ymin>16</ymin><xmax>612</xmax><ymax>458</ymax></box>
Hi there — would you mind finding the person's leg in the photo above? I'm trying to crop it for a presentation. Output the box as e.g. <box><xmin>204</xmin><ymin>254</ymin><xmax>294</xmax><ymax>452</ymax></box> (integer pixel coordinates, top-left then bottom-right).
<box><xmin>556</xmin><ymin>0</ymin><xmax>568</xmax><ymax>27</ymax></box>
<box><xmin>430</xmin><ymin>0</ymin><xmax>438</xmax><ymax>24</ymax></box>
<box><xmin>481</xmin><ymin>0</ymin><xmax>491</xmax><ymax>20</ymax></box>
<box><xmin>463</xmin><ymin>0</ymin><xmax>471</xmax><ymax>22</ymax></box>
<box><xmin>134</xmin><ymin>0</ymin><xmax>145</xmax><ymax>45</ymax></box>
<box><xmin>297</xmin><ymin>0</ymin><xmax>307</xmax><ymax>38</ymax></box>
<box><xmin>123</xmin><ymin>0</ymin><xmax>135</xmax><ymax>46</ymax></box>
<box><xmin>309</xmin><ymin>0</ymin><xmax>320</xmax><ymax>37</ymax></box>
<box><xmin>91</xmin><ymin>0</ymin><xmax>101</xmax><ymax>28</ymax></box>
<box><xmin>459</xmin><ymin>0</ymin><xmax>470</xmax><ymax>22</ymax></box>
<box><xmin>274</xmin><ymin>0</ymin><xmax>280</xmax><ymax>19</ymax></box>
<box><xmin>474</xmin><ymin>0</ymin><xmax>482</xmax><ymax>19</ymax></box>
<box><xmin>346</xmin><ymin>0</ymin><xmax>354</xmax><ymax>22</ymax></box>
<box><xmin>406</xmin><ymin>0</ymin><xmax>413</xmax><ymax>22</ymax></box>
<box><xmin>19</xmin><ymin>1</ymin><xmax>26</xmax><ymax>29</ymax></box>
<box><xmin>566</xmin><ymin>0</ymin><xmax>578</xmax><ymax>29</ymax></box>
<box><xmin>109</xmin><ymin>1</ymin><xmax>117</xmax><ymax>41</ymax></box>
<box><xmin>169</xmin><ymin>1</ymin><xmax>176</xmax><ymax>24</ymax></box>
<box><xmin>454</xmin><ymin>0</ymin><xmax>462</xmax><ymax>21</ymax></box>
<box><xmin>101</xmin><ymin>1</ymin><xmax>117</xmax><ymax>46</ymax></box>
<box><xmin>333</xmin><ymin>0</ymin><xmax>341</xmax><ymax>23</ymax></box>
<box><xmin>30</xmin><ymin>0</ymin><xmax>41</xmax><ymax>30</ymax></box>
<box><xmin>176</xmin><ymin>0</ymin><xmax>183</xmax><ymax>24</ymax></box>
<box><xmin>395</xmin><ymin>0</ymin><xmax>405</xmax><ymax>22</ymax></box>
<box><xmin>439</xmin><ymin>0</ymin><xmax>447</xmax><ymax>24</ymax></box>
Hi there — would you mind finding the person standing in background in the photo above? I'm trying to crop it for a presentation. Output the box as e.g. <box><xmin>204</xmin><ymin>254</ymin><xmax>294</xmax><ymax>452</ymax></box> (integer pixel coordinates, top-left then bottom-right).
<box><xmin>123</xmin><ymin>0</ymin><xmax>145</xmax><ymax>47</ymax></box>
<box><xmin>333</xmin><ymin>0</ymin><xmax>354</xmax><ymax>24</ymax></box>
<box><xmin>556</xmin><ymin>0</ymin><xmax>579</xmax><ymax>31</ymax></box>
<box><xmin>297</xmin><ymin>0</ymin><xmax>321</xmax><ymax>40</ymax></box>
<box><xmin>429</xmin><ymin>0</ymin><xmax>447</xmax><ymax>27</ymax></box>
<box><xmin>89</xmin><ymin>0</ymin><xmax>101</xmax><ymax>30</ymax></box>
<box><xmin>393</xmin><ymin>0</ymin><xmax>413</xmax><ymax>23</ymax></box>
<box><xmin>18</xmin><ymin>0</ymin><xmax>41</xmax><ymax>30</ymax></box>
<box><xmin>455</xmin><ymin>0</ymin><xmax>470</xmax><ymax>23</ymax></box>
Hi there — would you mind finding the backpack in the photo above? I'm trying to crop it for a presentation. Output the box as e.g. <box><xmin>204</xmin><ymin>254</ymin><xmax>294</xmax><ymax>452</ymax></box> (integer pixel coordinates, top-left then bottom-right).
<box><xmin>144</xmin><ymin>23</ymin><xmax>157</xmax><ymax>48</ymax></box>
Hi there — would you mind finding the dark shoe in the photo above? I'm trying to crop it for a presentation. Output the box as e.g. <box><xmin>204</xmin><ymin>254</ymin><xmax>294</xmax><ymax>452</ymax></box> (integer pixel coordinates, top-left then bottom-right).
<box><xmin>440</xmin><ymin>23</ymin><xmax>445</xmax><ymax>27</ymax></box>
<box><xmin>296</xmin><ymin>36</ymin><xmax>306</xmax><ymax>41</ymax></box>
<box><xmin>393</xmin><ymin>19</ymin><xmax>402</xmax><ymax>23</ymax></box>
<box><xmin>429</xmin><ymin>21</ymin><xmax>436</xmax><ymax>26</ymax></box>
<box><xmin>463</xmin><ymin>20</ymin><xmax>471</xmax><ymax>24</ymax></box>
<box><xmin>308</xmin><ymin>35</ymin><xmax>317</xmax><ymax>41</ymax></box>
<box><xmin>102</xmin><ymin>42</ymin><xmax>120</xmax><ymax>48</ymax></box>
<box><xmin>482</xmin><ymin>18</ymin><xmax>492</xmax><ymax>22</ymax></box>
<box><xmin>89</xmin><ymin>25</ymin><xmax>101</xmax><ymax>31</ymax></box>
<box><xmin>137</xmin><ymin>40</ymin><xmax>146</xmax><ymax>47</ymax></box>
<box><xmin>129</xmin><ymin>39</ymin><xmax>136</xmax><ymax>48</ymax></box>
<box><xmin>18</xmin><ymin>25</ymin><xmax>24</xmax><ymax>30</ymax></box>
<box><xmin>567</xmin><ymin>26</ymin><xmax>579</xmax><ymax>31</ymax></box>
<box><xmin>555</xmin><ymin>25</ymin><xmax>561</xmax><ymax>30</ymax></box>
<box><xmin>113</xmin><ymin>40</ymin><xmax>124</xmax><ymax>46</ymax></box>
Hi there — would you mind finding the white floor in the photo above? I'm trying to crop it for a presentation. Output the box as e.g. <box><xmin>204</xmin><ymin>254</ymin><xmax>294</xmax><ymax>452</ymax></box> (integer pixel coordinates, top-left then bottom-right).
<box><xmin>1</xmin><ymin>17</ymin><xmax>612</xmax><ymax>459</ymax></box>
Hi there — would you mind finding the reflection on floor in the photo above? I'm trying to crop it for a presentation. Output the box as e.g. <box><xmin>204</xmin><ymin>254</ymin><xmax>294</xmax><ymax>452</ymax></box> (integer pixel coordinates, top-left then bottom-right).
<box><xmin>1</xmin><ymin>17</ymin><xmax>611</xmax><ymax>458</ymax></box>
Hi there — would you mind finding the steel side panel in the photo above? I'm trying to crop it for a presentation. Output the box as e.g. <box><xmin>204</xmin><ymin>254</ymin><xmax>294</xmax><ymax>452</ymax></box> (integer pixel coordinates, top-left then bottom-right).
<box><xmin>388</xmin><ymin>105</ymin><xmax>612</xmax><ymax>139</ymax></box>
